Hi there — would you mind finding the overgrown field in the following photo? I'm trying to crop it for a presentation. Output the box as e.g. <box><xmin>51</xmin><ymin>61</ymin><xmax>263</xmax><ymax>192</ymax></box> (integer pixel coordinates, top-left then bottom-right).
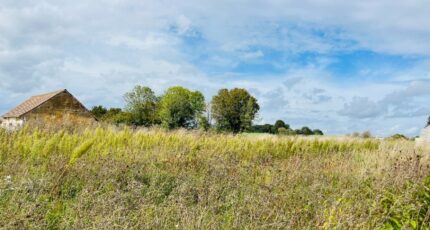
<box><xmin>0</xmin><ymin>127</ymin><xmax>429</xmax><ymax>229</ymax></box>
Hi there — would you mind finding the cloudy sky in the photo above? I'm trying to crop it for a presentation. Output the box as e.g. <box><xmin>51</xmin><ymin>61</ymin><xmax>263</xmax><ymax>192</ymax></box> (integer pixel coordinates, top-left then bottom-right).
<box><xmin>1</xmin><ymin>0</ymin><xmax>430</xmax><ymax>136</ymax></box>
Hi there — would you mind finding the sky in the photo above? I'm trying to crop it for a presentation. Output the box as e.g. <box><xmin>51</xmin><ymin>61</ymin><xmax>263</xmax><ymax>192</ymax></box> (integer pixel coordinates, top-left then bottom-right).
<box><xmin>1</xmin><ymin>0</ymin><xmax>430</xmax><ymax>137</ymax></box>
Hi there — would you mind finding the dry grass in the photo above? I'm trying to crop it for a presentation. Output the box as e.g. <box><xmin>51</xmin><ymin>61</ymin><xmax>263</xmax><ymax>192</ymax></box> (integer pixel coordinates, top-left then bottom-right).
<box><xmin>0</xmin><ymin>127</ymin><xmax>429</xmax><ymax>229</ymax></box>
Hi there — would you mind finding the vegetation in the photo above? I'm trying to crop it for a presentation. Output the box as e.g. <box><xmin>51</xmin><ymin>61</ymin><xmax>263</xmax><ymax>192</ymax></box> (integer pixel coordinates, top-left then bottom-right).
<box><xmin>158</xmin><ymin>86</ymin><xmax>205</xmax><ymax>129</ymax></box>
<box><xmin>250</xmin><ymin>120</ymin><xmax>324</xmax><ymax>136</ymax></box>
<box><xmin>211</xmin><ymin>88</ymin><xmax>260</xmax><ymax>133</ymax></box>
<box><xmin>90</xmin><ymin>107</ymin><xmax>132</xmax><ymax>126</ymax></box>
<box><xmin>90</xmin><ymin>85</ymin><xmax>325</xmax><ymax>135</ymax></box>
<box><xmin>387</xmin><ymin>133</ymin><xmax>410</xmax><ymax>141</ymax></box>
<box><xmin>124</xmin><ymin>86</ymin><xmax>160</xmax><ymax>127</ymax></box>
<box><xmin>0</xmin><ymin>127</ymin><xmax>429</xmax><ymax>229</ymax></box>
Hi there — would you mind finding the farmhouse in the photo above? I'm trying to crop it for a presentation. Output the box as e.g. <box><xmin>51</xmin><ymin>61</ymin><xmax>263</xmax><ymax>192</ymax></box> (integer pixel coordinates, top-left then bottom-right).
<box><xmin>1</xmin><ymin>89</ymin><xmax>95</xmax><ymax>130</ymax></box>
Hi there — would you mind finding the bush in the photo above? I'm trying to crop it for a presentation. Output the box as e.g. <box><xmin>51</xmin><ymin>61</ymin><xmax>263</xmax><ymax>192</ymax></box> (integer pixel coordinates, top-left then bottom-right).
<box><xmin>361</xmin><ymin>131</ymin><xmax>372</xmax><ymax>138</ymax></box>
<box><xmin>386</xmin><ymin>134</ymin><xmax>409</xmax><ymax>141</ymax></box>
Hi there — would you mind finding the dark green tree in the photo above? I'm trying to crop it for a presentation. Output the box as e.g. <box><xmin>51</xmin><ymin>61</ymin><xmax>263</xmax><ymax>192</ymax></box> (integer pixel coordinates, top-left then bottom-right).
<box><xmin>124</xmin><ymin>86</ymin><xmax>159</xmax><ymax>126</ymax></box>
<box><xmin>90</xmin><ymin>105</ymin><xmax>107</xmax><ymax>120</ymax></box>
<box><xmin>301</xmin><ymin>127</ymin><xmax>313</xmax><ymax>135</ymax></box>
<box><xmin>211</xmin><ymin>88</ymin><xmax>260</xmax><ymax>133</ymax></box>
<box><xmin>159</xmin><ymin>86</ymin><xmax>205</xmax><ymax>129</ymax></box>
<box><xmin>274</xmin><ymin>120</ymin><xmax>290</xmax><ymax>133</ymax></box>
<box><xmin>313</xmin><ymin>129</ymin><xmax>324</xmax><ymax>135</ymax></box>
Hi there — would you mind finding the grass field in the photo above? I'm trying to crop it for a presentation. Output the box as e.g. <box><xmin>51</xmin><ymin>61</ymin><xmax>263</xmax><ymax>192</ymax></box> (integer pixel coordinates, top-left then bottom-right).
<box><xmin>1</xmin><ymin>127</ymin><xmax>429</xmax><ymax>229</ymax></box>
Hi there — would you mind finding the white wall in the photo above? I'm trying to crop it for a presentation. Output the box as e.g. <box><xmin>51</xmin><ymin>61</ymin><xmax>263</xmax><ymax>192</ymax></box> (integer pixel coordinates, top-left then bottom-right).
<box><xmin>416</xmin><ymin>126</ymin><xmax>430</xmax><ymax>148</ymax></box>
<box><xmin>0</xmin><ymin>117</ymin><xmax>24</xmax><ymax>131</ymax></box>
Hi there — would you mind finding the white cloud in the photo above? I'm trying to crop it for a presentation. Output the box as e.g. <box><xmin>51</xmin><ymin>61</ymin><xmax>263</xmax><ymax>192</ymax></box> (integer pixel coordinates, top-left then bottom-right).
<box><xmin>1</xmin><ymin>0</ymin><xmax>430</xmax><ymax>137</ymax></box>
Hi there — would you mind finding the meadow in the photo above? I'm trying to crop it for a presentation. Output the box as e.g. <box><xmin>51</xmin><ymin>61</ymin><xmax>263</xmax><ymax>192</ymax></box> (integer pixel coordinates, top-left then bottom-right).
<box><xmin>0</xmin><ymin>127</ymin><xmax>429</xmax><ymax>229</ymax></box>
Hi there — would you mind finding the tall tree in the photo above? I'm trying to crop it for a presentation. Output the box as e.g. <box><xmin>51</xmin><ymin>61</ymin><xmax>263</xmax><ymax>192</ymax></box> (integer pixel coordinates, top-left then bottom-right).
<box><xmin>211</xmin><ymin>88</ymin><xmax>259</xmax><ymax>133</ymax></box>
<box><xmin>274</xmin><ymin>120</ymin><xmax>290</xmax><ymax>133</ymax></box>
<box><xmin>124</xmin><ymin>86</ymin><xmax>159</xmax><ymax>126</ymax></box>
<box><xmin>158</xmin><ymin>86</ymin><xmax>205</xmax><ymax>129</ymax></box>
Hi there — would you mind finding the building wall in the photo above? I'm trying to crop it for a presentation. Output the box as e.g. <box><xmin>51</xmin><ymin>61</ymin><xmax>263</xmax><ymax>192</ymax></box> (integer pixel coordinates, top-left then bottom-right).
<box><xmin>23</xmin><ymin>91</ymin><xmax>96</xmax><ymax>127</ymax></box>
<box><xmin>27</xmin><ymin>91</ymin><xmax>94</xmax><ymax>118</ymax></box>
<box><xmin>0</xmin><ymin>117</ymin><xmax>24</xmax><ymax>131</ymax></box>
<box><xmin>416</xmin><ymin>126</ymin><xmax>430</xmax><ymax>148</ymax></box>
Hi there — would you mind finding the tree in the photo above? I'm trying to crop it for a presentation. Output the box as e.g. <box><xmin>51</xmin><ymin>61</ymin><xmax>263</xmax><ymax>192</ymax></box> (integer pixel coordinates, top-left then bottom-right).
<box><xmin>274</xmin><ymin>120</ymin><xmax>290</xmax><ymax>133</ymax></box>
<box><xmin>90</xmin><ymin>105</ymin><xmax>107</xmax><ymax>120</ymax></box>
<box><xmin>211</xmin><ymin>88</ymin><xmax>260</xmax><ymax>133</ymax></box>
<box><xmin>301</xmin><ymin>127</ymin><xmax>313</xmax><ymax>135</ymax></box>
<box><xmin>313</xmin><ymin>129</ymin><xmax>324</xmax><ymax>135</ymax></box>
<box><xmin>361</xmin><ymin>131</ymin><xmax>372</xmax><ymax>138</ymax></box>
<box><xmin>102</xmin><ymin>108</ymin><xmax>133</xmax><ymax>125</ymax></box>
<box><xmin>278</xmin><ymin>127</ymin><xmax>296</xmax><ymax>135</ymax></box>
<box><xmin>124</xmin><ymin>86</ymin><xmax>159</xmax><ymax>126</ymax></box>
<box><xmin>198</xmin><ymin>116</ymin><xmax>211</xmax><ymax>131</ymax></box>
<box><xmin>158</xmin><ymin>86</ymin><xmax>205</xmax><ymax>129</ymax></box>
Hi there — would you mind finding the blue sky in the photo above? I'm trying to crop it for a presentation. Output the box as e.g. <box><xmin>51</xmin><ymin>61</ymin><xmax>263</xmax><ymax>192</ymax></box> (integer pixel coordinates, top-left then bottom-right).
<box><xmin>1</xmin><ymin>0</ymin><xmax>430</xmax><ymax>136</ymax></box>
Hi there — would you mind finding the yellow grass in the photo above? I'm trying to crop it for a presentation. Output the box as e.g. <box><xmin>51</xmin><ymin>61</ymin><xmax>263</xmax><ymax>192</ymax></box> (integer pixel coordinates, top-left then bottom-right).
<box><xmin>0</xmin><ymin>127</ymin><xmax>429</xmax><ymax>229</ymax></box>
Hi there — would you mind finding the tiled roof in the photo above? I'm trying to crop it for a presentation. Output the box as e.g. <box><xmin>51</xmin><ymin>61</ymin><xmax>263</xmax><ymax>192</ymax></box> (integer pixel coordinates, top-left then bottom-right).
<box><xmin>2</xmin><ymin>89</ymin><xmax>66</xmax><ymax>118</ymax></box>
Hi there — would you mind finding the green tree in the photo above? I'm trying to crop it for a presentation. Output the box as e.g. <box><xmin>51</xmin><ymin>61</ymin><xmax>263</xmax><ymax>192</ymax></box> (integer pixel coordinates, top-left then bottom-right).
<box><xmin>124</xmin><ymin>86</ymin><xmax>159</xmax><ymax>126</ymax></box>
<box><xmin>274</xmin><ymin>120</ymin><xmax>290</xmax><ymax>133</ymax></box>
<box><xmin>158</xmin><ymin>86</ymin><xmax>205</xmax><ymax>129</ymax></box>
<box><xmin>197</xmin><ymin>116</ymin><xmax>211</xmax><ymax>131</ymax></box>
<box><xmin>361</xmin><ymin>131</ymin><xmax>372</xmax><ymax>138</ymax></box>
<box><xmin>90</xmin><ymin>105</ymin><xmax>107</xmax><ymax>120</ymax></box>
<box><xmin>211</xmin><ymin>88</ymin><xmax>260</xmax><ymax>133</ymax></box>
<box><xmin>278</xmin><ymin>127</ymin><xmax>296</xmax><ymax>135</ymax></box>
<box><xmin>313</xmin><ymin>129</ymin><xmax>324</xmax><ymax>135</ymax></box>
<box><xmin>301</xmin><ymin>126</ymin><xmax>313</xmax><ymax>135</ymax></box>
<box><xmin>102</xmin><ymin>108</ymin><xmax>133</xmax><ymax>125</ymax></box>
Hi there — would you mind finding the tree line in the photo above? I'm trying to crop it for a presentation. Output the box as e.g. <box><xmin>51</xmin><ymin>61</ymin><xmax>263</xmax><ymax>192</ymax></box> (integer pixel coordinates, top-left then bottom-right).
<box><xmin>90</xmin><ymin>85</ymin><xmax>323</xmax><ymax>135</ymax></box>
<box><xmin>250</xmin><ymin>120</ymin><xmax>324</xmax><ymax>136</ymax></box>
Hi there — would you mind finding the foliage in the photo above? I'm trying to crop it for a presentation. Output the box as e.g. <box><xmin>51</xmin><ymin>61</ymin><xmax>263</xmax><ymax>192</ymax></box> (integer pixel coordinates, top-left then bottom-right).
<box><xmin>361</xmin><ymin>131</ymin><xmax>373</xmax><ymax>138</ymax></box>
<box><xmin>124</xmin><ymin>86</ymin><xmax>160</xmax><ymax>126</ymax></box>
<box><xmin>274</xmin><ymin>120</ymin><xmax>289</xmax><ymax>130</ymax></box>
<box><xmin>381</xmin><ymin>176</ymin><xmax>430</xmax><ymax>229</ymax></box>
<box><xmin>102</xmin><ymin>108</ymin><xmax>133</xmax><ymax>125</ymax></box>
<box><xmin>313</xmin><ymin>129</ymin><xmax>324</xmax><ymax>135</ymax></box>
<box><xmin>300</xmin><ymin>126</ymin><xmax>313</xmax><ymax>135</ymax></box>
<box><xmin>211</xmin><ymin>88</ymin><xmax>259</xmax><ymax>133</ymax></box>
<box><xmin>277</xmin><ymin>127</ymin><xmax>296</xmax><ymax>135</ymax></box>
<box><xmin>250</xmin><ymin>121</ymin><xmax>323</xmax><ymax>136</ymax></box>
<box><xmin>197</xmin><ymin>116</ymin><xmax>211</xmax><ymax>131</ymax></box>
<box><xmin>158</xmin><ymin>86</ymin><xmax>205</xmax><ymax>129</ymax></box>
<box><xmin>250</xmin><ymin>124</ymin><xmax>277</xmax><ymax>134</ymax></box>
<box><xmin>386</xmin><ymin>134</ymin><xmax>409</xmax><ymax>141</ymax></box>
<box><xmin>90</xmin><ymin>105</ymin><xmax>108</xmax><ymax>120</ymax></box>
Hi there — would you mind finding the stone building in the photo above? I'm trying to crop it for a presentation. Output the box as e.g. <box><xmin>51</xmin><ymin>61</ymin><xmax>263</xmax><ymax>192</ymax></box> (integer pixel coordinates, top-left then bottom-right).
<box><xmin>1</xmin><ymin>89</ymin><xmax>95</xmax><ymax>130</ymax></box>
<box><xmin>416</xmin><ymin>126</ymin><xmax>430</xmax><ymax>148</ymax></box>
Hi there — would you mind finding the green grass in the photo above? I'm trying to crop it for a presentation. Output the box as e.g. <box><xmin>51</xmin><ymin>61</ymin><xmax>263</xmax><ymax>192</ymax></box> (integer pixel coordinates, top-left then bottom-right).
<box><xmin>0</xmin><ymin>127</ymin><xmax>429</xmax><ymax>229</ymax></box>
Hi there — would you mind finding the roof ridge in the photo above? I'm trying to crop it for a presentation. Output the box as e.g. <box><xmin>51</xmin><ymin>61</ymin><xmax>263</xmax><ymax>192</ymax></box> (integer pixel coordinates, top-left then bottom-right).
<box><xmin>2</xmin><ymin>89</ymin><xmax>67</xmax><ymax>118</ymax></box>
<box><xmin>31</xmin><ymin>89</ymin><xmax>66</xmax><ymax>98</ymax></box>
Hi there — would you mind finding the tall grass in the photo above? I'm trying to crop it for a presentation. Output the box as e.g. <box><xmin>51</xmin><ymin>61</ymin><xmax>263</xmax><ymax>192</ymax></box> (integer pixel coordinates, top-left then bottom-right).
<box><xmin>0</xmin><ymin>127</ymin><xmax>429</xmax><ymax>229</ymax></box>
